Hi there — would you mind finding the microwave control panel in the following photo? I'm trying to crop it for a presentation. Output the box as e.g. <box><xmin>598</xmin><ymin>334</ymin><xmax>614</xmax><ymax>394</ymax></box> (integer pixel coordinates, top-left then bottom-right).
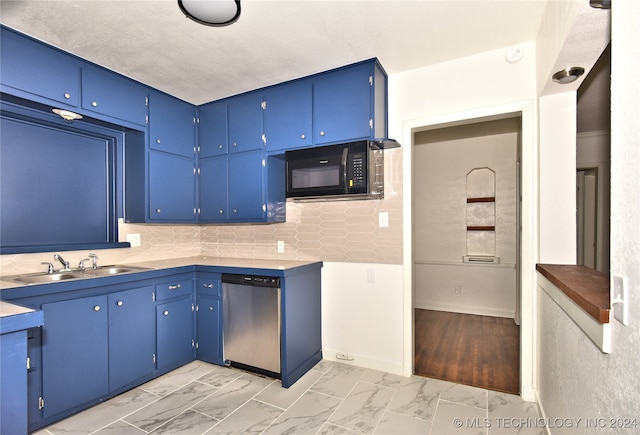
<box><xmin>348</xmin><ymin>152</ymin><xmax>366</xmax><ymax>188</ymax></box>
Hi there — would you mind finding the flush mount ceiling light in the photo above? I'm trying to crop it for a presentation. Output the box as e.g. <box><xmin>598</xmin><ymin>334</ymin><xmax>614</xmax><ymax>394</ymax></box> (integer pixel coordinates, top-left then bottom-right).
<box><xmin>52</xmin><ymin>108</ymin><xmax>83</xmax><ymax>122</ymax></box>
<box><xmin>178</xmin><ymin>0</ymin><xmax>241</xmax><ymax>26</ymax></box>
<box><xmin>552</xmin><ymin>66</ymin><xmax>585</xmax><ymax>84</ymax></box>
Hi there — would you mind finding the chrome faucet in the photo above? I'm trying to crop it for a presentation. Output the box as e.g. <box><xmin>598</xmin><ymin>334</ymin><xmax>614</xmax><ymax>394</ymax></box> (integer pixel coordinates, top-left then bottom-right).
<box><xmin>53</xmin><ymin>254</ymin><xmax>70</xmax><ymax>271</ymax></box>
<box><xmin>88</xmin><ymin>253</ymin><xmax>99</xmax><ymax>269</ymax></box>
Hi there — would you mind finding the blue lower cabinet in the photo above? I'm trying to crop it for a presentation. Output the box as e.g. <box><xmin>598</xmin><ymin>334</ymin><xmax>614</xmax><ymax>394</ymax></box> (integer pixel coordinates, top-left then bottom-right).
<box><xmin>108</xmin><ymin>287</ymin><xmax>156</xmax><ymax>391</ymax></box>
<box><xmin>1</xmin><ymin>330</ymin><xmax>29</xmax><ymax>435</ymax></box>
<box><xmin>42</xmin><ymin>295</ymin><xmax>110</xmax><ymax>419</ymax></box>
<box><xmin>156</xmin><ymin>297</ymin><xmax>195</xmax><ymax>371</ymax></box>
<box><xmin>195</xmin><ymin>295</ymin><xmax>222</xmax><ymax>365</ymax></box>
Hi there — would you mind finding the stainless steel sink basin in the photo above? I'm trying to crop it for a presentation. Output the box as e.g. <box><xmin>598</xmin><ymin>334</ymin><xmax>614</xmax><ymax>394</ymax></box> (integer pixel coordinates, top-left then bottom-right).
<box><xmin>88</xmin><ymin>265</ymin><xmax>151</xmax><ymax>276</ymax></box>
<box><xmin>8</xmin><ymin>272</ymin><xmax>82</xmax><ymax>285</ymax></box>
<box><xmin>4</xmin><ymin>265</ymin><xmax>151</xmax><ymax>285</ymax></box>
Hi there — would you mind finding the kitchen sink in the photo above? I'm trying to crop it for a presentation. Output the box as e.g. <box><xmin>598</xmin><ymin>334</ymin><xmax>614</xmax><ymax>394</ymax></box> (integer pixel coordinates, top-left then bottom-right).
<box><xmin>8</xmin><ymin>273</ymin><xmax>81</xmax><ymax>285</ymax></box>
<box><xmin>4</xmin><ymin>265</ymin><xmax>151</xmax><ymax>285</ymax></box>
<box><xmin>88</xmin><ymin>266</ymin><xmax>151</xmax><ymax>276</ymax></box>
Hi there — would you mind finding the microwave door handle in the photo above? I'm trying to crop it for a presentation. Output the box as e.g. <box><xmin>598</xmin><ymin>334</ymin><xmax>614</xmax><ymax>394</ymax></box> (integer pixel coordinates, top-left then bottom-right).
<box><xmin>341</xmin><ymin>147</ymin><xmax>349</xmax><ymax>193</ymax></box>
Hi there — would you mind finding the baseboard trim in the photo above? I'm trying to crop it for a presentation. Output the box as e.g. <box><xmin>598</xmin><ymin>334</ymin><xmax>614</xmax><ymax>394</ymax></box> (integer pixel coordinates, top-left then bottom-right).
<box><xmin>322</xmin><ymin>348</ymin><xmax>405</xmax><ymax>376</ymax></box>
<box><xmin>414</xmin><ymin>303</ymin><xmax>515</xmax><ymax>319</ymax></box>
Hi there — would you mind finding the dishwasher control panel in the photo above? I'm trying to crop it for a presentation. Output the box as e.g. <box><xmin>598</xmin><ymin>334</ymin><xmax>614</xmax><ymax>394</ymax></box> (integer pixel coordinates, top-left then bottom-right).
<box><xmin>221</xmin><ymin>274</ymin><xmax>280</xmax><ymax>288</ymax></box>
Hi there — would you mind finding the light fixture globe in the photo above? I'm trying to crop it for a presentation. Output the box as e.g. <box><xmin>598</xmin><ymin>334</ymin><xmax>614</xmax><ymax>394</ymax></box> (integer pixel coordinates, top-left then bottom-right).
<box><xmin>178</xmin><ymin>0</ymin><xmax>241</xmax><ymax>26</ymax></box>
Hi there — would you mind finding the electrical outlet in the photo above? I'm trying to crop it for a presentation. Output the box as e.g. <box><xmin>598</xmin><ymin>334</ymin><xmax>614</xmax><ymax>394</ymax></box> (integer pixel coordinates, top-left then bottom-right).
<box><xmin>379</xmin><ymin>212</ymin><xmax>389</xmax><ymax>228</ymax></box>
<box><xmin>127</xmin><ymin>233</ymin><xmax>141</xmax><ymax>247</ymax></box>
<box><xmin>455</xmin><ymin>285</ymin><xmax>462</xmax><ymax>294</ymax></box>
<box><xmin>277</xmin><ymin>240</ymin><xmax>285</xmax><ymax>253</ymax></box>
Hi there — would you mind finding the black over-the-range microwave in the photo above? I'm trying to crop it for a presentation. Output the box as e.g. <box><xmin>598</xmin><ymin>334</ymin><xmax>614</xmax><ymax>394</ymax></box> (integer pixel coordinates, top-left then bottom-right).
<box><xmin>285</xmin><ymin>140</ymin><xmax>384</xmax><ymax>201</ymax></box>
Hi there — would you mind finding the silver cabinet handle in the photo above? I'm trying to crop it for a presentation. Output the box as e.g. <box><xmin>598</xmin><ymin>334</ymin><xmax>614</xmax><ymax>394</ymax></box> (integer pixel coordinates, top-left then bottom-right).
<box><xmin>64</xmin><ymin>93</ymin><xmax>71</xmax><ymax>99</ymax></box>
<box><xmin>168</xmin><ymin>284</ymin><xmax>181</xmax><ymax>290</ymax></box>
<box><xmin>219</xmin><ymin>209</ymin><xmax>224</xmax><ymax>214</ymax></box>
<box><xmin>301</xmin><ymin>134</ymin><xmax>306</xmax><ymax>139</ymax></box>
<box><xmin>156</xmin><ymin>139</ymin><xmax>161</xmax><ymax>144</ymax></box>
<box><xmin>209</xmin><ymin>306</ymin><xmax>214</xmax><ymax>311</ymax></box>
<box><xmin>232</xmin><ymin>142</ymin><xmax>237</xmax><ymax>147</ymax></box>
<box><xmin>163</xmin><ymin>310</ymin><xmax>169</xmax><ymax>316</ymax></box>
<box><xmin>91</xmin><ymin>101</ymin><xmax>98</xmax><ymax>107</ymax></box>
<box><xmin>319</xmin><ymin>131</ymin><xmax>325</xmax><ymax>136</ymax></box>
<box><xmin>117</xmin><ymin>301</ymin><xmax>123</xmax><ymax>307</ymax></box>
<box><xmin>156</xmin><ymin>208</ymin><xmax>162</xmax><ymax>213</ymax></box>
<box><xmin>94</xmin><ymin>305</ymin><xmax>101</xmax><ymax>312</ymax></box>
<box><xmin>218</xmin><ymin>144</ymin><xmax>223</xmax><ymax>149</ymax></box>
<box><xmin>203</xmin><ymin>283</ymin><xmax>214</xmax><ymax>288</ymax></box>
<box><xmin>232</xmin><ymin>209</ymin><xmax>237</xmax><ymax>214</ymax></box>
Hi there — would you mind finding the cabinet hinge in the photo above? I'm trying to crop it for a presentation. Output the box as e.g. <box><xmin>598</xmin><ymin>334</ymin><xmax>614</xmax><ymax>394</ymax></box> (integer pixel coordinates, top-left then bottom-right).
<box><xmin>261</xmin><ymin>100</ymin><xmax>267</xmax><ymax>110</ymax></box>
<box><xmin>191</xmin><ymin>303</ymin><xmax>195</xmax><ymax>312</ymax></box>
<box><xmin>197</xmin><ymin>146</ymin><xmax>201</xmax><ymax>154</ymax></box>
<box><xmin>193</xmin><ymin>167</ymin><xmax>197</xmax><ymax>175</ymax></box>
<box><xmin>195</xmin><ymin>304</ymin><xmax>199</xmax><ymax>312</ymax></box>
<box><xmin>26</xmin><ymin>357</ymin><xmax>31</xmax><ymax>370</ymax></box>
<box><xmin>145</xmin><ymin>115</ymin><xmax>149</xmax><ymax>124</ymax></box>
<box><xmin>262</xmin><ymin>159</ymin><xmax>266</xmax><ymax>167</ymax></box>
<box><xmin>197</xmin><ymin>208</ymin><xmax>201</xmax><ymax>215</ymax></box>
<box><xmin>262</xmin><ymin>134</ymin><xmax>267</xmax><ymax>145</ymax></box>
<box><xmin>262</xmin><ymin>204</ymin><xmax>267</xmax><ymax>213</ymax></box>
<box><xmin>194</xmin><ymin>208</ymin><xmax>197</xmax><ymax>215</ymax></box>
<box><xmin>191</xmin><ymin>339</ymin><xmax>195</xmax><ymax>348</ymax></box>
<box><xmin>369</xmin><ymin>75</ymin><xmax>373</xmax><ymax>86</ymax></box>
<box><xmin>152</xmin><ymin>292</ymin><xmax>156</xmax><ymax>302</ymax></box>
<box><xmin>145</xmin><ymin>96</ymin><xmax>149</xmax><ymax>106</ymax></box>
<box><xmin>38</xmin><ymin>396</ymin><xmax>45</xmax><ymax>410</ymax></box>
<box><xmin>369</xmin><ymin>119</ymin><xmax>373</xmax><ymax>129</ymax></box>
<box><xmin>153</xmin><ymin>354</ymin><xmax>156</xmax><ymax>364</ymax></box>
<box><xmin>196</xmin><ymin>342</ymin><xmax>199</xmax><ymax>349</ymax></box>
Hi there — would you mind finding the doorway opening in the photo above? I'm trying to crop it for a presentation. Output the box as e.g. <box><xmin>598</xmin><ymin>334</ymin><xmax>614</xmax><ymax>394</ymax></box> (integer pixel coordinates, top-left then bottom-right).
<box><xmin>412</xmin><ymin>114</ymin><xmax>522</xmax><ymax>394</ymax></box>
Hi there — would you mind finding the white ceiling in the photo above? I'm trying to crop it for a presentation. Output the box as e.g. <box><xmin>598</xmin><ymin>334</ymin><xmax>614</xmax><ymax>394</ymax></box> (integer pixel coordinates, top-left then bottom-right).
<box><xmin>0</xmin><ymin>0</ymin><xmax>550</xmax><ymax>105</ymax></box>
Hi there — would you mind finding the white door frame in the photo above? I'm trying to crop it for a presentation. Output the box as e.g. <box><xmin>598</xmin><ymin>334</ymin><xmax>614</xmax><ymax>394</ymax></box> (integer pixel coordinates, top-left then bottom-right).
<box><xmin>401</xmin><ymin>100</ymin><xmax>538</xmax><ymax>402</ymax></box>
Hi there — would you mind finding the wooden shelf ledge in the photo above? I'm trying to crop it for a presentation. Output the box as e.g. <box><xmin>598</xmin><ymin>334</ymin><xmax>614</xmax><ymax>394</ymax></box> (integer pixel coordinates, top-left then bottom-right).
<box><xmin>536</xmin><ymin>264</ymin><xmax>610</xmax><ymax>324</ymax></box>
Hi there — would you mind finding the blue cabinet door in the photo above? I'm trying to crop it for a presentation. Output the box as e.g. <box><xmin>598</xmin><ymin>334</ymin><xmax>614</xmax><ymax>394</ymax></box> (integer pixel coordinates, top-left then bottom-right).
<box><xmin>196</xmin><ymin>295</ymin><xmax>222</xmax><ymax>365</ymax></box>
<box><xmin>198</xmin><ymin>101</ymin><xmax>228</xmax><ymax>157</ymax></box>
<box><xmin>313</xmin><ymin>62</ymin><xmax>373</xmax><ymax>145</ymax></box>
<box><xmin>149</xmin><ymin>91</ymin><xmax>197</xmax><ymax>158</ymax></box>
<box><xmin>0</xmin><ymin>27</ymin><xmax>81</xmax><ymax>107</ymax></box>
<box><xmin>263</xmin><ymin>79</ymin><xmax>313</xmax><ymax>152</ymax></box>
<box><xmin>156</xmin><ymin>297</ymin><xmax>194</xmax><ymax>371</ymax></box>
<box><xmin>108</xmin><ymin>287</ymin><xmax>156</xmax><ymax>392</ymax></box>
<box><xmin>149</xmin><ymin>151</ymin><xmax>196</xmax><ymax>222</ymax></box>
<box><xmin>42</xmin><ymin>296</ymin><xmax>109</xmax><ymax>418</ymax></box>
<box><xmin>198</xmin><ymin>156</ymin><xmax>228</xmax><ymax>222</ymax></box>
<box><xmin>228</xmin><ymin>150</ymin><xmax>265</xmax><ymax>221</ymax></box>
<box><xmin>81</xmin><ymin>64</ymin><xmax>148</xmax><ymax>126</ymax></box>
<box><xmin>228</xmin><ymin>91</ymin><xmax>264</xmax><ymax>153</ymax></box>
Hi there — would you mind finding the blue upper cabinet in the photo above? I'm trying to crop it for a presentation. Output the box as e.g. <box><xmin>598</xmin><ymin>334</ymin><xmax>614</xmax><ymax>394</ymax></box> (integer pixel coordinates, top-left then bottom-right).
<box><xmin>262</xmin><ymin>78</ymin><xmax>313</xmax><ymax>152</ymax></box>
<box><xmin>198</xmin><ymin>156</ymin><xmax>229</xmax><ymax>222</ymax></box>
<box><xmin>227</xmin><ymin>91</ymin><xmax>264</xmax><ymax>153</ymax></box>
<box><xmin>149</xmin><ymin>91</ymin><xmax>197</xmax><ymax>158</ymax></box>
<box><xmin>81</xmin><ymin>64</ymin><xmax>148</xmax><ymax>126</ymax></box>
<box><xmin>0</xmin><ymin>26</ymin><xmax>81</xmax><ymax>108</ymax></box>
<box><xmin>198</xmin><ymin>100</ymin><xmax>228</xmax><ymax>158</ymax></box>
<box><xmin>313</xmin><ymin>61</ymin><xmax>375</xmax><ymax>146</ymax></box>
<box><xmin>149</xmin><ymin>151</ymin><xmax>197</xmax><ymax>222</ymax></box>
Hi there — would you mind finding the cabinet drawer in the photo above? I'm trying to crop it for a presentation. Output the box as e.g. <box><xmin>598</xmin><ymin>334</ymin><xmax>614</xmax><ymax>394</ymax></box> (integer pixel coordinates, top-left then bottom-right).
<box><xmin>196</xmin><ymin>275</ymin><xmax>221</xmax><ymax>297</ymax></box>
<box><xmin>155</xmin><ymin>279</ymin><xmax>193</xmax><ymax>300</ymax></box>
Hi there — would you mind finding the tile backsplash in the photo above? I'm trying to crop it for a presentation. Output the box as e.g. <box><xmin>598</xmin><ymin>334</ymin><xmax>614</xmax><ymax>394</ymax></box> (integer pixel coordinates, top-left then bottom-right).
<box><xmin>0</xmin><ymin>149</ymin><xmax>402</xmax><ymax>276</ymax></box>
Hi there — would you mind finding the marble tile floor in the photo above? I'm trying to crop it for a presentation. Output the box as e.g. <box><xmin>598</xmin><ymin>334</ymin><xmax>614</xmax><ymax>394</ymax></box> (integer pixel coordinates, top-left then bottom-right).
<box><xmin>34</xmin><ymin>360</ymin><xmax>544</xmax><ymax>435</ymax></box>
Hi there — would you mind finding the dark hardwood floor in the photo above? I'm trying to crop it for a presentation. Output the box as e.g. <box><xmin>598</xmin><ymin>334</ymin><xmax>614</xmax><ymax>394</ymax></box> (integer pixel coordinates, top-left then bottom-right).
<box><xmin>414</xmin><ymin>309</ymin><xmax>520</xmax><ymax>394</ymax></box>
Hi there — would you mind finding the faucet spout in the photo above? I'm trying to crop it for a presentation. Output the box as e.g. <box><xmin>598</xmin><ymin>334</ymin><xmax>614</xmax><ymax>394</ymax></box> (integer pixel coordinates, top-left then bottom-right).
<box><xmin>53</xmin><ymin>254</ymin><xmax>70</xmax><ymax>271</ymax></box>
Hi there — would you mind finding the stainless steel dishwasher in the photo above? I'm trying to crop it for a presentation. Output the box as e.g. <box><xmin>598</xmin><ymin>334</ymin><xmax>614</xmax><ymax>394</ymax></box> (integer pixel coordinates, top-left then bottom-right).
<box><xmin>221</xmin><ymin>274</ymin><xmax>281</xmax><ymax>377</ymax></box>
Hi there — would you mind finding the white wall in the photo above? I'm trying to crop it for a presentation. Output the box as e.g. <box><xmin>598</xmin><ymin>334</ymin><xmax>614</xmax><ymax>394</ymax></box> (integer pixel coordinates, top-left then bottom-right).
<box><xmin>321</xmin><ymin>262</ymin><xmax>404</xmax><ymax>374</ymax></box>
<box><xmin>538</xmin><ymin>92</ymin><xmax>578</xmax><ymax>264</ymax></box>
<box><xmin>536</xmin><ymin>1</ymin><xmax>640</xmax><ymax>429</ymax></box>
